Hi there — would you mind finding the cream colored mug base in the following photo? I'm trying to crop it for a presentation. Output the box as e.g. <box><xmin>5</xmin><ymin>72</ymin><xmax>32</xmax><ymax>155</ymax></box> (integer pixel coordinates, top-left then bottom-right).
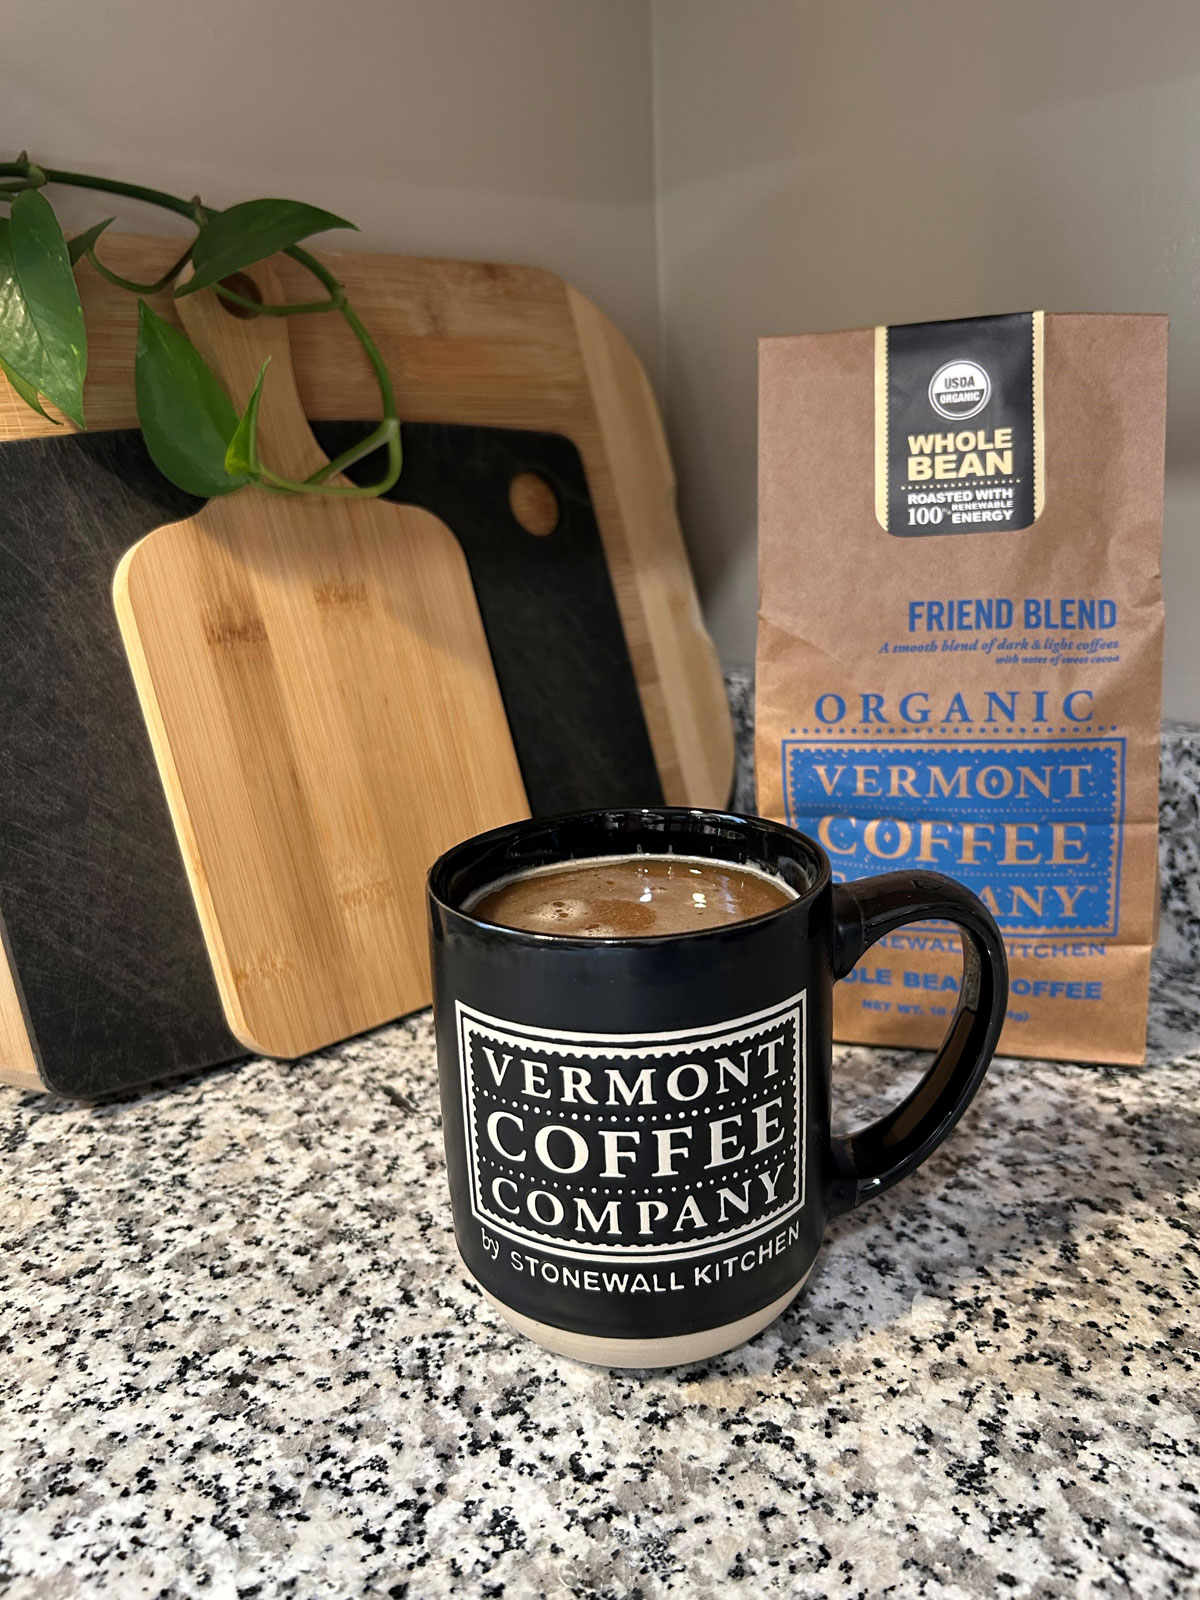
<box><xmin>476</xmin><ymin>1262</ymin><xmax>815</xmax><ymax>1369</ymax></box>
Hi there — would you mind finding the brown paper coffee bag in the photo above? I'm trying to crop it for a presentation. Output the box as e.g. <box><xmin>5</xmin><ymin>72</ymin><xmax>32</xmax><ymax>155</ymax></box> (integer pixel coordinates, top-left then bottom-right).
<box><xmin>757</xmin><ymin>313</ymin><xmax>1167</xmax><ymax>1064</ymax></box>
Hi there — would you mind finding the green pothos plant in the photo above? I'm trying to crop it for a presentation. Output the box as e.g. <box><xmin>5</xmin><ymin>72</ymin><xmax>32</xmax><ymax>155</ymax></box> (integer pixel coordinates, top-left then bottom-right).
<box><xmin>0</xmin><ymin>154</ymin><xmax>399</xmax><ymax>499</ymax></box>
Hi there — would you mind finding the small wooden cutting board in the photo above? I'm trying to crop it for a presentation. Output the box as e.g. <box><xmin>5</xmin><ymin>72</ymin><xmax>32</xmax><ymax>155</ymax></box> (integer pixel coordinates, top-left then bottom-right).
<box><xmin>113</xmin><ymin>262</ymin><xmax>528</xmax><ymax>1059</ymax></box>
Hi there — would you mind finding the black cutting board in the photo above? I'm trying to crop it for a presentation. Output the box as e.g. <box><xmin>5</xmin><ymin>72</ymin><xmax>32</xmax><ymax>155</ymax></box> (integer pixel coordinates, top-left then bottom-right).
<box><xmin>0</xmin><ymin>423</ymin><xmax>660</xmax><ymax>1097</ymax></box>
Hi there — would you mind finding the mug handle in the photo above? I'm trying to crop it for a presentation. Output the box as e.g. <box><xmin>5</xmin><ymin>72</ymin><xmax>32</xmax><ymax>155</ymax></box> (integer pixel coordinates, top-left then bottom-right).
<box><xmin>829</xmin><ymin>871</ymin><xmax>1008</xmax><ymax>1215</ymax></box>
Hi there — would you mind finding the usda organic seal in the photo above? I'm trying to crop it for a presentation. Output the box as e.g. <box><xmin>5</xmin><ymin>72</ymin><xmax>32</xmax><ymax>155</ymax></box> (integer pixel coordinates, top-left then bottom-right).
<box><xmin>928</xmin><ymin>359</ymin><xmax>991</xmax><ymax>420</ymax></box>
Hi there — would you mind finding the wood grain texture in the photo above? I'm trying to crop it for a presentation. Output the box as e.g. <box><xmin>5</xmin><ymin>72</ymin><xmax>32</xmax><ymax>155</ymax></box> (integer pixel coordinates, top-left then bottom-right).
<box><xmin>0</xmin><ymin>915</ymin><xmax>41</xmax><ymax>1090</ymax></box>
<box><xmin>115</xmin><ymin>266</ymin><xmax>529</xmax><ymax>1058</ymax></box>
<box><xmin>0</xmin><ymin>232</ymin><xmax>733</xmax><ymax>810</ymax></box>
<box><xmin>567</xmin><ymin>288</ymin><xmax>735</xmax><ymax>809</ymax></box>
<box><xmin>320</xmin><ymin>420</ymin><xmax>664</xmax><ymax>814</ymax></box>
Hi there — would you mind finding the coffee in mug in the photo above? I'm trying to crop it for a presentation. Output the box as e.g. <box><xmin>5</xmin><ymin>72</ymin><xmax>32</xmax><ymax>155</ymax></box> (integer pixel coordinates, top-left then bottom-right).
<box><xmin>469</xmin><ymin>854</ymin><xmax>796</xmax><ymax>938</ymax></box>
<box><xmin>429</xmin><ymin>808</ymin><xmax>1007</xmax><ymax>1369</ymax></box>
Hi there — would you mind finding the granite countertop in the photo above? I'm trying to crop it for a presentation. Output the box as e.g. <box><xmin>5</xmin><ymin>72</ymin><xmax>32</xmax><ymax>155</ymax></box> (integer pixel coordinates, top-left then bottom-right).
<box><xmin>1</xmin><ymin>953</ymin><xmax>1197</xmax><ymax>1599</ymax></box>
<box><xmin>3</xmin><ymin>705</ymin><xmax>1199</xmax><ymax>1599</ymax></box>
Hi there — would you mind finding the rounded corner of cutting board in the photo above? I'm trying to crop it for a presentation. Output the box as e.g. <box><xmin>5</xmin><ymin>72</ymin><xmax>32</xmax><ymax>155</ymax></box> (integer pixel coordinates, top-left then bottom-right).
<box><xmin>111</xmin><ymin>534</ymin><xmax>145</xmax><ymax>612</ymax></box>
<box><xmin>226</xmin><ymin>981</ymin><xmax>434</xmax><ymax>1064</ymax></box>
<box><xmin>374</xmin><ymin>499</ymin><xmax>467</xmax><ymax>552</ymax></box>
<box><xmin>112</xmin><ymin>527</ymin><xmax>170</xmax><ymax>634</ymax></box>
<box><xmin>224</xmin><ymin>1013</ymin><xmax>300</xmax><ymax>1063</ymax></box>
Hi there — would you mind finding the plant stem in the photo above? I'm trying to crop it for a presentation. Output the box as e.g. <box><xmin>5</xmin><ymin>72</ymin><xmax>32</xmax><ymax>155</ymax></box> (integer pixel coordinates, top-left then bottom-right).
<box><xmin>0</xmin><ymin>163</ymin><xmax>202</xmax><ymax>223</ymax></box>
<box><xmin>307</xmin><ymin>417</ymin><xmax>401</xmax><ymax>486</ymax></box>
<box><xmin>86</xmin><ymin>242</ymin><xmax>195</xmax><ymax>296</ymax></box>
<box><xmin>287</xmin><ymin>240</ymin><xmax>398</xmax><ymax>419</ymax></box>
<box><xmin>258</xmin><ymin>451</ymin><xmax>399</xmax><ymax>498</ymax></box>
<box><xmin>213</xmin><ymin>282</ymin><xmax>341</xmax><ymax>318</ymax></box>
<box><xmin>287</xmin><ymin>242</ymin><xmax>401</xmax><ymax>492</ymax></box>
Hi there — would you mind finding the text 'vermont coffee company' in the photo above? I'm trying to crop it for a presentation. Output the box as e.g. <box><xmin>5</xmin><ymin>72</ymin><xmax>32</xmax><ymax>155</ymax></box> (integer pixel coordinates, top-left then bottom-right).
<box><xmin>757</xmin><ymin>312</ymin><xmax>1167</xmax><ymax>1064</ymax></box>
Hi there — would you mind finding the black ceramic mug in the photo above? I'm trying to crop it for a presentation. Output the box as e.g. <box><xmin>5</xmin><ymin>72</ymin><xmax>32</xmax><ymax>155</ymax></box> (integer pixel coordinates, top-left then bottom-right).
<box><xmin>428</xmin><ymin>808</ymin><xmax>1007</xmax><ymax>1368</ymax></box>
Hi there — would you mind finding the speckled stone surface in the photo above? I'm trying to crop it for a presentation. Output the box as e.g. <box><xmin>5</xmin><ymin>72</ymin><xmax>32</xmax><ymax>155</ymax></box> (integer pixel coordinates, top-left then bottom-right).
<box><xmin>1159</xmin><ymin>721</ymin><xmax>1200</xmax><ymax>967</ymax></box>
<box><xmin>2</xmin><ymin>687</ymin><xmax>1198</xmax><ymax>1599</ymax></box>
<box><xmin>3</xmin><ymin>973</ymin><xmax>1199</xmax><ymax>1599</ymax></box>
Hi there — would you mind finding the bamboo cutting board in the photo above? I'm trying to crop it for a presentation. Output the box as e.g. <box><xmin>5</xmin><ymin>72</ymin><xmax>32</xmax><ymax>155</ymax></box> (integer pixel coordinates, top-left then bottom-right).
<box><xmin>114</xmin><ymin>264</ymin><xmax>529</xmax><ymax>1059</ymax></box>
<box><xmin>0</xmin><ymin>234</ymin><xmax>730</xmax><ymax>1093</ymax></box>
<box><xmin>1</xmin><ymin>233</ymin><xmax>733</xmax><ymax>809</ymax></box>
<box><xmin>0</xmin><ymin>420</ymin><xmax>593</xmax><ymax>1095</ymax></box>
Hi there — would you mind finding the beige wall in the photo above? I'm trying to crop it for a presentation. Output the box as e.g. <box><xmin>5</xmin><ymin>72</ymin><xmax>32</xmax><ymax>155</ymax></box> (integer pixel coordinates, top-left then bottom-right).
<box><xmin>653</xmin><ymin>0</ymin><xmax>1200</xmax><ymax>719</ymax></box>
<box><xmin>5</xmin><ymin>1</ymin><xmax>1199</xmax><ymax>716</ymax></box>
<box><xmin>1</xmin><ymin>0</ymin><xmax>659</xmax><ymax>375</ymax></box>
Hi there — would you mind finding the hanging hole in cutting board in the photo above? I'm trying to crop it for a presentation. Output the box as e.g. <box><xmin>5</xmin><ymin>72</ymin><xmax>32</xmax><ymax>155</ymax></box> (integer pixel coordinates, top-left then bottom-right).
<box><xmin>509</xmin><ymin>471</ymin><xmax>560</xmax><ymax>537</ymax></box>
<box><xmin>216</xmin><ymin>272</ymin><xmax>263</xmax><ymax>319</ymax></box>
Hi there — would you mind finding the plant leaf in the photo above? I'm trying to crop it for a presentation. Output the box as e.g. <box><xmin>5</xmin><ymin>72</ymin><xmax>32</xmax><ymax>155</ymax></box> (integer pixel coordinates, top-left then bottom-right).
<box><xmin>0</xmin><ymin>193</ymin><xmax>87</xmax><ymax>428</ymax></box>
<box><xmin>67</xmin><ymin>216</ymin><xmax>114</xmax><ymax>266</ymax></box>
<box><xmin>134</xmin><ymin>300</ymin><xmax>250</xmax><ymax>497</ymax></box>
<box><xmin>181</xmin><ymin>199</ymin><xmax>355</xmax><ymax>296</ymax></box>
<box><xmin>225</xmin><ymin>358</ymin><xmax>269</xmax><ymax>477</ymax></box>
<box><xmin>0</xmin><ymin>351</ymin><xmax>54</xmax><ymax>420</ymax></box>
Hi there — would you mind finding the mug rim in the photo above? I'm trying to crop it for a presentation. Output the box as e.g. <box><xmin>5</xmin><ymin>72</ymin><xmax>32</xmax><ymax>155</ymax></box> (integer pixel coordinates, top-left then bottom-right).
<box><xmin>427</xmin><ymin>806</ymin><xmax>833</xmax><ymax>950</ymax></box>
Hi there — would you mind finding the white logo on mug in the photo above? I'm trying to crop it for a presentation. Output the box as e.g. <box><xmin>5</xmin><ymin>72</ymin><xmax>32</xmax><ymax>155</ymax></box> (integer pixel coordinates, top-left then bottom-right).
<box><xmin>456</xmin><ymin>994</ymin><xmax>806</xmax><ymax>1265</ymax></box>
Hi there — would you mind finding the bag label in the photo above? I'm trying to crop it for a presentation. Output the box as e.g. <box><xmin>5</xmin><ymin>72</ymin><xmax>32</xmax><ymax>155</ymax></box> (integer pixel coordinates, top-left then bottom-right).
<box><xmin>876</xmin><ymin>312</ymin><xmax>1044</xmax><ymax>535</ymax></box>
<box><xmin>783</xmin><ymin>736</ymin><xmax>1124</xmax><ymax>936</ymax></box>
<box><xmin>455</xmin><ymin>994</ymin><xmax>806</xmax><ymax>1265</ymax></box>
<box><xmin>759</xmin><ymin>309</ymin><xmax>1166</xmax><ymax>1063</ymax></box>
